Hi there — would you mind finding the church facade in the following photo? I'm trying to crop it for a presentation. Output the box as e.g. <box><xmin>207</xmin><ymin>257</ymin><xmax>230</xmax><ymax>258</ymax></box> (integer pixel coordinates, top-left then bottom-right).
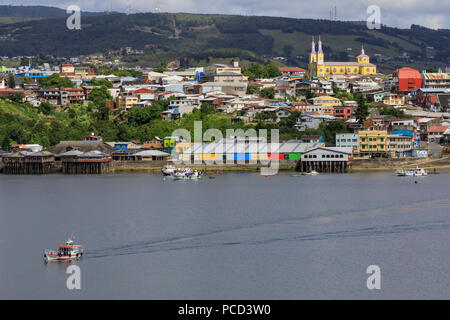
<box><xmin>308</xmin><ymin>36</ymin><xmax>376</xmax><ymax>78</ymax></box>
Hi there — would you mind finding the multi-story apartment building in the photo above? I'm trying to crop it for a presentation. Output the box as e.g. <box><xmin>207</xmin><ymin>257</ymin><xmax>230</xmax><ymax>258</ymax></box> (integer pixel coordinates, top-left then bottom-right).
<box><xmin>358</xmin><ymin>130</ymin><xmax>388</xmax><ymax>157</ymax></box>
<box><xmin>116</xmin><ymin>95</ymin><xmax>139</xmax><ymax>110</ymax></box>
<box><xmin>336</xmin><ymin>133</ymin><xmax>359</xmax><ymax>152</ymax></box>
<box><xmin>387</xmin><ymin>134</ymin><xmax>413</xmax><ymax>158</ymax></box>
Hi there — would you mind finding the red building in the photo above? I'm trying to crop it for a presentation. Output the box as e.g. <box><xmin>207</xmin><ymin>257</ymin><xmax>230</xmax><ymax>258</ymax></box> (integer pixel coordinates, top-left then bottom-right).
<box><xmin>279</xmin><ymin>67</ymin><xmax>306</xmax><ymax>77</ymax></box>
<box><xmin>393</xmin><ymin>67</ymin><xmax>422</xmax><ymax>92</ymax></box>
<box><xmin>333</xmin><ymin>105</ymin><xmax>353</xmax><ymax>120</ymax></box>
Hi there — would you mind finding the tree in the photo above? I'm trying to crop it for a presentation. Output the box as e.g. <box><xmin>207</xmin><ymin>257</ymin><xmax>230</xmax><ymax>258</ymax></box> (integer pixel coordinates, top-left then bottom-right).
<box><xmin>7</xmin><ymin>93</ymin><xmax>23</xmax><ymax>103</ymax></box>
<box><xmin>264</xmin><ymin>64</ymin><xmax>282</xmax><ymax>78</ymax></box>
<box><xmin>259</xmin><ymin>88</ymin><xmax>275</xmax><ymax>99</ymax></box>
<box><xmin>7</xmin><ymin>74</ymin><xmax>15</xmax><ymax>89</ymax></box>
<box><xmin>305</xmin><ymin>89</ymin><xmax>316</xmax><ymax>100</ymax></box>
<box><xmin>246</xmin><ymin>86</ymin><xmax>259</xmax><ymax>95</ymax></box>
<box><xmin>38</xmin><ymin>73</ymin><xmax>74</xmax><ymax>88</ymax></box>
<box><xmin>200</xmin><ymin>103</ymin><xmax>217</xmax><ymax>115</ymax></box>
<box><xmin>354</xmin><ymin>94</ymin><xmax>369</xmax><ymax>124</ymax></box>
<box><xmin>243</xmin><ymin>63</ymin><xmax>265</xmax><ymax>79</ymax></box>
<box><xmin>89</xmin><ymin>86</ymin><xmax>112</xmax><ymax>108</ymax></box>
<box><xmin>1</xmin><ymin>135</ymin><xmax>10</xmax><ymax>150</ymax></box>
<box><xmin>90</xmin><ymin>79</ymin><xmax>113</xmax><ymax>88</ymax></box>
<box><xmin>280</xmin><ymin>111</ymin><xmax>301</xmax><ymax>128</ymax></box>
<box><xmin>380</xmin><ymin>106</ymin><xmax>411</xmax><ymax>118</ymax></box>
<box><xmin>38</xmin><ymin>101</ymin><xmax>55</xmax><ymax>115</ymax></box>
<box><xmin>319</xmin><ymin>121</ymin><xmax>349</xmax><ymax>143</ymax></box>
<box><xmin>243</xmin><ymin>63</ymin><xmax>281</xmax><ymax>79</ymax></box>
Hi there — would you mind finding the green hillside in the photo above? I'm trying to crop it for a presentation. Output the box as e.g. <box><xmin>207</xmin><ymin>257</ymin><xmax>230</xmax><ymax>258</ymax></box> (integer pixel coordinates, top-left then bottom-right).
<box><xmin>0</xmin><ymin>5</ymin><xmax>108</xmax><ymax>23</ymax></box>
<box><xmin>0</xmin><ymin>8</ymin><xmax>448</xmax><ymax>71</ymax></box>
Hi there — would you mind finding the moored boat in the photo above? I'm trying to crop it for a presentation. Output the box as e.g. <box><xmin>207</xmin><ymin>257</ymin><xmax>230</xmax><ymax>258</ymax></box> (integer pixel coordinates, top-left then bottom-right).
<box><xmin>396</xmin><ymin>168</ymin><xmax>427</xmax><ymax>177</ymax></box>
<box><xmin>171</xmin><ymin>168</ymin><xmax>203</xmax><ymax>180</ymax></box>
<box><xmin>161</xmin><ymin>165</ymin><xmax>176</xmax><ymax>176</ymax></box>
<box><xmin>44</xmin><ymin>237</ymin><xmax>84</xmax><ymax>262</ymax></box>
<box><xmin>302</xmin><ymin>170</ymin><xmax>319</xmax><ymax>176</ymax></box>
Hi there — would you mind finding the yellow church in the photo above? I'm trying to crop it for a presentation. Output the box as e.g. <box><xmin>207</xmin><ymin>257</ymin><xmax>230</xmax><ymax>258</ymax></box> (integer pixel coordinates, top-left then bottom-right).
<box><xmin>308</xmin><ymin>36</ymin><xmax>376</xmax><ymax>78</ymax></box>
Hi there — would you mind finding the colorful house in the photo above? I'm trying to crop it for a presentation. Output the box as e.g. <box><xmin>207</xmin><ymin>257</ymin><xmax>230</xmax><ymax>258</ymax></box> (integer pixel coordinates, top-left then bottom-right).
<box><xmin>358</xmin><ymin>130</ymin><xmax>388</xmax><ymax>156</ymax></box>
<box><xmin>336</xmin><ymin>133</ymin><xmax>359</xmax><ymax>152</ymax></box>
<box><xmin>163</xmin><ymin>136</ymin><xmax>181</xmax><ymax>154</ymax></box>
<box><xmin>333</xmin><ymin>105</ymin><xmax>353</xmax><ymax>120</ymax></box>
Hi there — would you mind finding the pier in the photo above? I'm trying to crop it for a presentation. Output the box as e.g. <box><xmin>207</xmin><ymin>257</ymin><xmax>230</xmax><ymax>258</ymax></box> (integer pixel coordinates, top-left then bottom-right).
<box><xmin>299</xmin><ymin>159</ymin><xmax>350</xmax><ymax>173</ymax></box>
<box><xmin>299</xmin><ymin>147</ymin><xmax>353</xmax><ymax>173</ymax></box>
<box><xmin>61</xmin><ymin>151</ymin><xmax>112</xmax><ymax>174</ymax></box>
<box><xmin>1</xmin><ymin>151</ymin><xmax>55</xmax><ymax>174</ymax></box>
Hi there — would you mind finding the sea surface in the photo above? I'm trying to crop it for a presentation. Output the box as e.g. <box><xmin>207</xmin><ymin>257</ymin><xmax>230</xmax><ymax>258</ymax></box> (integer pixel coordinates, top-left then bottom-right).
<box><xmin>0</xmin><ymin>171</ymin><xmax>449</xmax><ymax>299</ymax></box>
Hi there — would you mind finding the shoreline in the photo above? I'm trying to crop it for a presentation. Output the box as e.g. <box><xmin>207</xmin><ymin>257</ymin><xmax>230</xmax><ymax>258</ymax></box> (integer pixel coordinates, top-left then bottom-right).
<box><xmin>2</xmin><ymin>157</ymin><xmax>449</xmax><ymax>175</ymax></box>
<box><xmin>109</xmin><ymin>157</ymin><xmax>450</xmax><ymax>174</ymax></box>
<box><xmin>349</xmin><ymin>156</ymin><xmax>450</xmax><ymax>172</ymax></box>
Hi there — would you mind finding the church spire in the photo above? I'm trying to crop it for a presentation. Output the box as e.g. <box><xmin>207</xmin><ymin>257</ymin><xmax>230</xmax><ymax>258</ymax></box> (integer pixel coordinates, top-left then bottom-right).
<box><xmin>318</xmin><ymin>35</ymin><xmax>323</xmax><ymax>54</ymax></box>
<box><xmin>311</xmin><ymin>36</ymin><xmax>316</xmax><ymax>54</ymax></box>
<box><xmin>361</xmin><ymin>45</ymin><xmax>365</xmax><ymax>55</ymax></box>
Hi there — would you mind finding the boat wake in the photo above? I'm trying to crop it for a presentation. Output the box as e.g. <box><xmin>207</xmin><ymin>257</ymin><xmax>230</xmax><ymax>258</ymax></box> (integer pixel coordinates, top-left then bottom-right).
<box><xmin>85</xmin><ymin>198</ymin><xmax>450</xmax><ymax>260</ymax></box>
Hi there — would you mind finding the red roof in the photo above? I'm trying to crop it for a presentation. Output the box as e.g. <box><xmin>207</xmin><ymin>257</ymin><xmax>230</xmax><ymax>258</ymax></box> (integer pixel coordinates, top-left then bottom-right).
<box><xmin>279</xmin><ymin>67</ymin><xmax>306</xmax><ymax>73</ymax></box>
<box><xmin>428</xmin><ymin>126</ymin><xmax>448</xmax><ymax>133</ymax></box>
<box><xmin>393</xmin><ymin>67</ymin><xmax>422</xmax><ymax>79</ymax></box>
<box><xmin>133</xmin><ymin>88</ymin><xmax>154</xmax><ymax>94</ymax></box>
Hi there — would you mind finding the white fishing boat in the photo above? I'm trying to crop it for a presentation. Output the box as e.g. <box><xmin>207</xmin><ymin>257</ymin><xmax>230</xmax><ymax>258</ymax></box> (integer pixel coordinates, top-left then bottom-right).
<box><xmin>44</xmin><ymin>237</ymin><xmax>84</xmax><ymax>262</ymax></box>
<box><xmin>396</xmin><ymin>168</ymin><xmax>427</xmax><ymax>177</ymax></box>
<box><xmin>161</xmin><ymin>165</ymin><xmax>176</xmax><ymax>176</ymax></box>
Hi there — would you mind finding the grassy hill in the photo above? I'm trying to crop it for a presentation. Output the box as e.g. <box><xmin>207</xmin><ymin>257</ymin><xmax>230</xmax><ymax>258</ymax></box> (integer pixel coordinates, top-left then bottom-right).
<box><xmin>0</xmin><ymin>5</ymin><xmax>108</xmax><ymax>23</ymax></box>
<box><xmin>0</xmin><ymin>7</ymin><xmax>448</xmax><ymax>71</ymax></box>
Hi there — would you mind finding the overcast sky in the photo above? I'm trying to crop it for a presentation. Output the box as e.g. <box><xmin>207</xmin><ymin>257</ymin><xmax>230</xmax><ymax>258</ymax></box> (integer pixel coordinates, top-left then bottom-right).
<box><xmin>5</xmin><ymin>0</ymin><xmax>450</xmax><ymax>29</ymax></box>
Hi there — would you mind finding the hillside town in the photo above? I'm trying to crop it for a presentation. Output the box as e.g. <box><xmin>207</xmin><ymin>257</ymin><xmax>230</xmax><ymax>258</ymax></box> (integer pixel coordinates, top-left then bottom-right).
<box><xmin>1</xmin><ymin>38</ymin><xmax>449</xmax><ymax>174</ymax></box>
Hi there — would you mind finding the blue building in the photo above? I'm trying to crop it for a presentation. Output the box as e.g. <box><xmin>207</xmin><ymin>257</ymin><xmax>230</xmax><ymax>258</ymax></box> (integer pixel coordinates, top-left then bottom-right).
<box><xmin>336</xmin><ymin>133</ymin><xmax>359</xmax><ymax>152</ymax></box>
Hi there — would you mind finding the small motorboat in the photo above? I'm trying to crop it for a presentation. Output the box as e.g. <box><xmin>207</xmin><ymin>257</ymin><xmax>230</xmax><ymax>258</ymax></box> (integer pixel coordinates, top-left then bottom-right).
<box><xmin>171</xmin><ymin>168</ymin><xmax>203</xmax><ymax>180</ymax></box>
<box><xmin>302</xmin><ymin>170</ymin><xmax>319</xmax><ymax>176</ymax></box>
<box><xmin>161</xmin><ymin>165</ymin><xmax>176</xmax><ymax>176</ymax></box>
<box><xmin>44</xmin><ymin>237</ymin><xmax>84</xmax><ymax>262</ymax></box>
<box><xmin>396</xmin><ymin>168</ymin><xmax>427</xmax><ymax>177</ymax></box>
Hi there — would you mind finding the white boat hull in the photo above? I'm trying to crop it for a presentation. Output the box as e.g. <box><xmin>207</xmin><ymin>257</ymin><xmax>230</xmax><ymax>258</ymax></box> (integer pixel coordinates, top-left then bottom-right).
<box><xmin>396</xmin><ymin>168</ymin><xmax>427</xmax><ymax>177</ymax></box>
<box><xmin>44</xmin><ymin>253</ymin><xmax>83</xmax><ymax>262</ymax></box>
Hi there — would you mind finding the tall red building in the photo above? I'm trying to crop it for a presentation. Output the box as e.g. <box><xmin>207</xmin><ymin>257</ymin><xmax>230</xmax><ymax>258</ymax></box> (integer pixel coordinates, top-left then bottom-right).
<box><xmin>393</xmin><ymin>67</ymin><xmax>422</xmax><ymax>92</ymax></box>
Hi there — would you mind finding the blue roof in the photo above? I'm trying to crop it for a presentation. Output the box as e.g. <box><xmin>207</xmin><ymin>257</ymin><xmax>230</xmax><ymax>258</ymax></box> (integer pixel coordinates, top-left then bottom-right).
<box><xmin>393</xmin><ymin>129</ymin><xmax>414</xmax><ymax>137</ymax></box>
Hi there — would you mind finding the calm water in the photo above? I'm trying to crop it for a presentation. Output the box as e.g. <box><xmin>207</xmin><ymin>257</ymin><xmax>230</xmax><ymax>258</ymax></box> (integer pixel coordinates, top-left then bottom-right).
<box><xmin>0</xmin><ymin>171</ymin><xmax>449</xmax><ymax>299</ymax></box>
